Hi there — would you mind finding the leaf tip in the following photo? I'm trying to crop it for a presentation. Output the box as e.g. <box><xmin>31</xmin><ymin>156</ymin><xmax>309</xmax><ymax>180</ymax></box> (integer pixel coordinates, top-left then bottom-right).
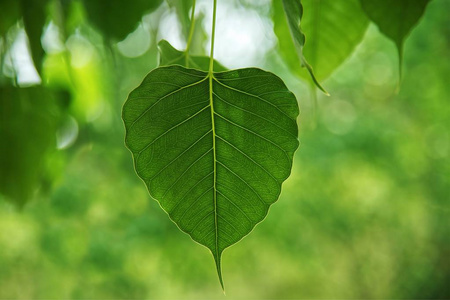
<box><xmin>304</xmin><ymin>63</ymin><xmax>329</xmax><ymax>96</ymax></box>
<box><xmin>214</xmin><ymin>252</ymin><xmax>225</xmax><ymax>292</ymax></box>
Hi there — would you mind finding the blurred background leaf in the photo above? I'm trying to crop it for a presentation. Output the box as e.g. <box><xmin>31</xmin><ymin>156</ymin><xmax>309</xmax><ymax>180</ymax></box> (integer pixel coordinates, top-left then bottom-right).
<box><xmin>20</xmin><ymin>0</ymin><xmax>49</xmax><ymax>74</ymax></box>
<box><xmin>81</xmin><ymin>0</ymin><xmax>163</xmax><ymax>41</ymax></box>
<box><xmin>274</xmin><ymin>0</ymin><xmax>327</xmax><ymax>94</ymax></box>
<box><xmin>0</xmin><ymin>86</ymin><xmax>68</xmax><ymax>206</ymax></box>
<box><xmin>360</xmin><ymin>0</ymin><xmax>432</xmax><ymax>77</ymax></box>
<box><xmin>274</xmin><ymin>0</ymin><xmax>369</xmax><ymax>85</ymax></box>
<box><xmin>0</xmin><ymin>1</ymin><xmax>20</xmax><ymax>38</ymax></box>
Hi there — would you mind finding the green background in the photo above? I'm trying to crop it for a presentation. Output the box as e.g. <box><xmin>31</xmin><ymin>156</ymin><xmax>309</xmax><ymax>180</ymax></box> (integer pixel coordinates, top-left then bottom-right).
<box><xmin>0</xmin><ymin>0</ymin><xmax>448</xmax><ymax>298</ymax></box>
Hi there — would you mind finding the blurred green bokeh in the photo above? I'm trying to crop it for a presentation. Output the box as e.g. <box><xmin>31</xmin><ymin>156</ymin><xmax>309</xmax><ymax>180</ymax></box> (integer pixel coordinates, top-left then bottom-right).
<box><xmin>0</xmin><ymin>0</ymin><xmax>449</xmax><ymax>298</ymax></box>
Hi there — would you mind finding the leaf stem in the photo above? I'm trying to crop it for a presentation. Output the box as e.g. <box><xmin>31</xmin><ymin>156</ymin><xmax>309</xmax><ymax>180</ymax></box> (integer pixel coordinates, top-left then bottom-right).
<box><xmin>310</xmin><ymin>82</ymin><xmax>318</xmax><ymax>129</ymax></box>
<box><xmin>209</xmin><ymin>0</ymin><xmax>217</xmax><ymax>74</ymax></box>
<box><xmin>185</xmin><ymin>0</ymin><xmax>197</xmax><ymax>67</ymax></box>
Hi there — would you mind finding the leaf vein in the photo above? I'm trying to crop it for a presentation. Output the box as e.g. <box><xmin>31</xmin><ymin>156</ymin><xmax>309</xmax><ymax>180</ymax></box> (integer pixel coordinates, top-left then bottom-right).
<box><xmin>129</xmin><ymin>76</ymin><xmax>208</xmax><ymax>128</ymax></box>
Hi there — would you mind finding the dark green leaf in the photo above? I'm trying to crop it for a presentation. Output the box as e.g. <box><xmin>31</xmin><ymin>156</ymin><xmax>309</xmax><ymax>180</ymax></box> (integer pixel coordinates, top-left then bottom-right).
<box><xmin>122</xmin><ymin>65</ymin><xmax>299</xmax><ymax>287</ymax></box>
<box><xmin>158</xmin><ymin>39</ymin><xmax>227</xmax><ymax>71</ymax></box>
<box><xmin>20</xmin><ymin>0</ymin><xmax>49</xmax><ymax>74</ymax></box>
<box><xmin>274</xmin><ymin>0</ymin><xmax>368</xmax><ymax>83</ymax></box>
<box><xmin>0</xmin><ymin>86</ymin><xmax>64</xmax><ymax>206</ymax></box>
<box><xmin>0</xmin><ymin>1</ymin><xmax>20</xmax><ymax>37</ymax></box>
<box><xmin>82</xmin><ymin>0</ymin><xmax>163</xmax><ymax>41</ymax></box>
<box><xmin>360</xmin><ymin>0</ymin><xmax>431</xmax><ymax>76</ymax></box>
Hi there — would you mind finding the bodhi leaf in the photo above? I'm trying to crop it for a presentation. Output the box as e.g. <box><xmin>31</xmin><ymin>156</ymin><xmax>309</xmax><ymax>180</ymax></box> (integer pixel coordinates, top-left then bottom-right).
<box><xmin>158</xmin><ymin>39</ymin><xmax>227</xmax><ymax>71</ymax></box>
<box><xmin>82</xmin><ymin>0</ymin><xmax>163</xmax><ymax>41</ymax></box>
<box><xmin>274</xmin><ymin>0</ymin><xmax>368</xmax><ymax>84</ymax></box>
<box><xmin>122</xmin><ymin>65</ymin><xmax>299</xmax><ymax>287</ymax></box>
<box><xmin>360</xmin><ymin>0</ymin><xmax>431</xmax><ymax>77</ymax></box>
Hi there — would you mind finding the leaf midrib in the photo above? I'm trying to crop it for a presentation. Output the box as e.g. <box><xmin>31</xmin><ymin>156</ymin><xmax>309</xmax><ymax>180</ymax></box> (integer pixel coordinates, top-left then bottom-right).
<box><xmin>207</xmin><ymin>69</ymin><xmax>220</xmax><ymax>278</ymax></box>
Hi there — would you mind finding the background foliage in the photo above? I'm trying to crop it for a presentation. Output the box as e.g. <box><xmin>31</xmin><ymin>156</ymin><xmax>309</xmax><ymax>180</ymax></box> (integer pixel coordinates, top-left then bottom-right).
<box><xmin>0</xmin><ymin>0</ymin><xmax>449</xmax><ymax>298</ymax></box>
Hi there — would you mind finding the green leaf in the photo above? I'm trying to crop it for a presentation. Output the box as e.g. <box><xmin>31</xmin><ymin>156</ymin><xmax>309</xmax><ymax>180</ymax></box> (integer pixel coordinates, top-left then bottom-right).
<box><xmin>158</xmin><ymin>39</ymin><xmax>227</xmax><ymax>71</ymax></box>
<box><xmin>20</xmin><ymin>0</ymin><xmax>49</xmax><ymax>74</ymax></box>
<box><xmin>82</xmin><ymin>0</ymin><xmax>163</xmax><ymax>41</ymax></box>
<box><xmin>274</xmin><ymin>0</ymin><xmax>327</xmax><ymax>94</ymax></box>
<box><xmin>0</xmin><ymin>86</ymin><xmax>64</xmax><ymax>207</ymax></box>
<box><xmin>274</xmin><ymin>0</ymin><xmax>369</xmax><ymax>83</ymax></box>
<box><xmin>360</xmin><ymin>0</ymin><xmax>431</xmax><ymax>77</ymax></box>
<box><xmin>122</xmin><ymin>65</ymin><xmax>299</xmax><ymax>287</ymax></box>
<box><xmin>0</xmin><ymin>1</ymin><xmax>19</xmax><ymax>37</ymax></box>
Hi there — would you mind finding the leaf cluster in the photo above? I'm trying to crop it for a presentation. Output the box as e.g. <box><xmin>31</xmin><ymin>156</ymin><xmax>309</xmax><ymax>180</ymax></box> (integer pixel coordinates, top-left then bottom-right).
<box><xmin>274</xmin><ymin>0</ymin><xmax>431</xmax><ymax>92</ymax></box>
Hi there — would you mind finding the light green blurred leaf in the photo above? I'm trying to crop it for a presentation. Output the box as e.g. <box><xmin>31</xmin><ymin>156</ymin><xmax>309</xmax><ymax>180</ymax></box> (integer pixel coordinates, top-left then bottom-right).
<box><xmin>274</xmin><ymin>0</ymin><xmax>369</xmax><ymax>83</ymax></box>
<box><xmin>274</xmin><ymin>0</ymin><xmax>327</xmax><ymax>94</ymax></box>
<box><xmin>360</xmin><ymin>0</ymin><xmax>431</xmax><ymax>76</ymax></box>
<box><xmin>82</xmin><ymin>0</ymin><xmax>163</xmax><ymax>41</ymax></box>
<box><xmin>158</xmin><ymin>39</ymin><xmax>226</xmax><ymax>71</ymax></box>
<box><xmin>122</xmin><ymin>65</ymin><xmax>299</xmax><ymax>287</ymax></box>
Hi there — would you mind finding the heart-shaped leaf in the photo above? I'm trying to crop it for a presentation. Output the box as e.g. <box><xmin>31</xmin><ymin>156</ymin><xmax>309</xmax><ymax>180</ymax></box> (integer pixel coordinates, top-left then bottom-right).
<box><xmin>122</xmin><ymin>65</ymin><xmax>299</xmax><ymax>287</ymax></box>
<box><xmin>158</xmin><ymin>39</ymin><xmax>226</xmax><ymax>71</ymax></box>
<box><xmin>360</xmin><ymin>0</ymin><xmax>431</xmax><ymax>77</ymax></box>
<box><xmin>274</xmin><ymin>0</ymin><xmax>369</xmax><ymax>83</ymax></box>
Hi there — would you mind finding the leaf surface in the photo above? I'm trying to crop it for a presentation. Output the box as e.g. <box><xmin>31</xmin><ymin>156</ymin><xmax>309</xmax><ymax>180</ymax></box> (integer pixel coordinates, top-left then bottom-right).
<box><xmin>122</xmin><ymin>65</ymin><xmax>299</xmax><ymax>287</ymax></box>
<box><xmin>360</xmin><ymin>0</ymin><xmax>431</xmax><ymax>75</ymax></box>
<box><xmin>158</xmin><ymin>39</ymin><xmax>226</xmax><ymax>71</ymax></box>
<box><xmin>274</xmin><ymin>0</ymin><xmax>368</xmax><ymax>83</ymax></box>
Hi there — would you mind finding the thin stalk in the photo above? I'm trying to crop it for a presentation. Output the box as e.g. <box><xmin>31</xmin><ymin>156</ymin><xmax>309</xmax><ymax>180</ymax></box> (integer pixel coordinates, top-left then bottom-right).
<box><xmin>310</xmin><ymin>83</ymin><xmax>318</xmax><ymax>129</ymax></box>
<box><xmin>208</xmin><ymin>0</ymin><xmax>217</xmax><ymax>74</ymax></box>
<box><xmin>185</xmin><ymin>0</ymin><xmax>197</xmax><ymax>67</ymax></box>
